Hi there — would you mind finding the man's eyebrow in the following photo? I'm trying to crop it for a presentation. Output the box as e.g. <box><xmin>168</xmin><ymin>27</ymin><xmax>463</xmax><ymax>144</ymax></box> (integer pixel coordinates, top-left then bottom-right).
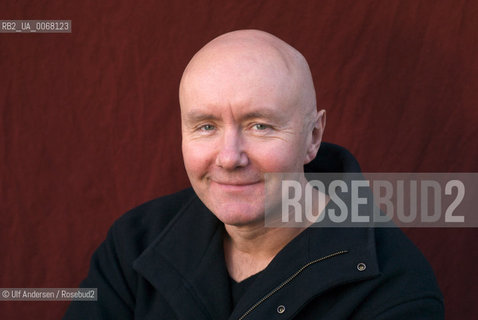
<box><xmin>183</xmin><ymin>109</ymin><xmax>284</xmax><ymax>123</ymax></box>
<box><xmin>241</xmin><ymin>110</ymin><xmax>282</xmax><ymax>121</ymax></box>
<box><xmin>183</xmin><ymin>111</ymin><xmax>220</xmax><ymax>123</ymax></box>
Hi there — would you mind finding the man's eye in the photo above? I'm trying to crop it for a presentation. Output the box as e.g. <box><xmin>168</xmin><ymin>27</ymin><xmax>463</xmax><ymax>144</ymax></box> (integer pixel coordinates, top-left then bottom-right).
<box><xmin>253</xmin><ymin>123</ymin><xmax>269</xmax><ymax>130</ymax></box>
<box><xmin>200</xmin><ymin>124</ymin><xmax>215</xmax><ymax>131</ymax></box>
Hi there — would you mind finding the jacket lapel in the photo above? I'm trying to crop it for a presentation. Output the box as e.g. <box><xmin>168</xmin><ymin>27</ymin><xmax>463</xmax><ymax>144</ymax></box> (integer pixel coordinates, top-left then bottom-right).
<box><xmin>133</xmin><ymin>196</ymin><xmax>232</xmax><ymax>320</ymax></box>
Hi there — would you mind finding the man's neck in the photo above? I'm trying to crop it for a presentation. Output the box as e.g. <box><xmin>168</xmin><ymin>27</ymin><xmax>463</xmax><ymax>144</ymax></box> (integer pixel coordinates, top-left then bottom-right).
<box><xmin>223</xmin><ymin>224</ymin><xmax>306</xmax><ymax>282</ymax></box>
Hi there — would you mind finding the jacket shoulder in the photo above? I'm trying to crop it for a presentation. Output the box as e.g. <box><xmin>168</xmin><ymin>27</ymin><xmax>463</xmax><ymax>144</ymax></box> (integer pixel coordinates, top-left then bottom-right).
<box><xmin>374</xmin><ymin>227</ymin><xmax>439</xmax><ymax>284</ymax></box>
<box><xmin>361</xmin><ymin>227</ymin><xmax>444</xmax><ymax>318</ymax></box>
<box><xmin>112</xmin><ymin>187</ymin><xmax>197</xmax><ymax>248</ymax></box>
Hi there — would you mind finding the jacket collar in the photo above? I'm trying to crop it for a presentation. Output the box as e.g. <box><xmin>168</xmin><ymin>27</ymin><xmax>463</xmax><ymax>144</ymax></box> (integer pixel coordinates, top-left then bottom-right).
<box><xmin>133</xmin><ymin>192</ymin><xmax>380</xmax><ymax>320</ymax></box>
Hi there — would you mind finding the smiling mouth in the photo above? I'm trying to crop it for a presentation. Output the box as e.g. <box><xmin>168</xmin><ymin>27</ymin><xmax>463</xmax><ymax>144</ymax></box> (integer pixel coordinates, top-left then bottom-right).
<box><xmin>211</xmin><ymin>180</ymin><xmax>262</xmax><ymax>190</ymax></box>
<box><xmin>215</xmin><ymin>181</ymin><xmax>260</xmax><ymax>186</ymax></box>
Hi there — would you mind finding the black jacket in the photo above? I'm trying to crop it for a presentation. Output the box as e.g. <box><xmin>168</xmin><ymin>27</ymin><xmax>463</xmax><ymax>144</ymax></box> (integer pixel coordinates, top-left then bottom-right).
<box><xmin>64</xmin><ymin>143</ymin><xmax>444</xmax><ymax>319</ymax></box>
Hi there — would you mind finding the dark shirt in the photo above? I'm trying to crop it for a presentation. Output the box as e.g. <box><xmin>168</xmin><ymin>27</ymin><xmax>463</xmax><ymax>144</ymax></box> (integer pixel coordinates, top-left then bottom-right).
<box><xmin>229</xmin><ymin>272</ymin><xmax>262</xmax><ymax>308</ymax></box>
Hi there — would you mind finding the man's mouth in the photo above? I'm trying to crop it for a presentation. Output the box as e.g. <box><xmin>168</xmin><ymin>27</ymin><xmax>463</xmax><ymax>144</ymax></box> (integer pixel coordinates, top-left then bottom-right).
<box><xmin>210</xmin><ymin>179</ymin><xmax>262</xmax><ymax>191</ymax></box>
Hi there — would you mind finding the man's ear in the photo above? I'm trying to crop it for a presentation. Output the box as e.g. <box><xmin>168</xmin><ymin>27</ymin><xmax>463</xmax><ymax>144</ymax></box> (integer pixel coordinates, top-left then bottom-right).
<box><xmin>304</xmin><ymin>109</ymin><xmax>326</xmax><ymax>164</ymax></box>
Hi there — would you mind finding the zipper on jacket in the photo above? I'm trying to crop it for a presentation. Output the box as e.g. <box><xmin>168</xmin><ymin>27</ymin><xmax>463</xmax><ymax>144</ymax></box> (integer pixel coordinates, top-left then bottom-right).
<box><xmin>237</xmin><ymin>250</ymin><xmax>349</xmax><ymax>320</ymax></box>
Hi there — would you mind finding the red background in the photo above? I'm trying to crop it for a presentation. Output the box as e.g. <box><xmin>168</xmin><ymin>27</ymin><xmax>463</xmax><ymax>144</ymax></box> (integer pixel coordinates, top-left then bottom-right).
<box><xmin>1</xmin><ymin>1</ymin><xmax>477</xmax><ymax>319</ymax></box>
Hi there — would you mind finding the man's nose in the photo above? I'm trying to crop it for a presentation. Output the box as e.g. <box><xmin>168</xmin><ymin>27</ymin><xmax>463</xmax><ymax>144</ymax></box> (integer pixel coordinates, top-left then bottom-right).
<box><xmin>215</xmin><ymin>129</ymin><xmax>248</xmax><ymax>169</ymax></box>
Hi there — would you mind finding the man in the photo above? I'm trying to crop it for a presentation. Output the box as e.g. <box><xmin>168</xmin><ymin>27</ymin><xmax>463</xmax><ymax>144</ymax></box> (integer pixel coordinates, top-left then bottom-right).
<box><xmin>64</xmin><ymin>30</ymin><xmax>444</xmax><ymax>319</ymax></box>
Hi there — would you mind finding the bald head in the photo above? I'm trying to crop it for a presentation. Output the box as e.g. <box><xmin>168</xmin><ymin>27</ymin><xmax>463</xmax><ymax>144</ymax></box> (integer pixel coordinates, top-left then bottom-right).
<box><xmin>179</xmin><ymin>30</ymin><xmax>317</xmax><ymax>120</ymax></box>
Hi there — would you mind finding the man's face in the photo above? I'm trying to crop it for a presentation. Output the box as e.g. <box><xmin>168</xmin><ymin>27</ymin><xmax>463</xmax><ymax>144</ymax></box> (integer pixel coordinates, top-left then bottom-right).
<box><xmin>180</xmin><ymin>51</ymin><xmax>314</xmax><ymax>227</ymax></box>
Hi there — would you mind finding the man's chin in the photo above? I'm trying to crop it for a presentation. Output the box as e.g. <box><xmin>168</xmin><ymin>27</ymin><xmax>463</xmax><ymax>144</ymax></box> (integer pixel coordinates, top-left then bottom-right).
<box><xmin>210</xmin><ymin>203</ymin><xmax>265</xmax><ymax>227</ymax></box>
